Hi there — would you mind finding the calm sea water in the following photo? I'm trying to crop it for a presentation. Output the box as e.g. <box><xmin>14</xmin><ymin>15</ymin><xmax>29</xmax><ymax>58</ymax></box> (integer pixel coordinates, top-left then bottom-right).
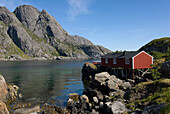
<box><xmin>0</xmin><ymin>60</ymin><xmax>95</xmax><ymax>106</ymax></box>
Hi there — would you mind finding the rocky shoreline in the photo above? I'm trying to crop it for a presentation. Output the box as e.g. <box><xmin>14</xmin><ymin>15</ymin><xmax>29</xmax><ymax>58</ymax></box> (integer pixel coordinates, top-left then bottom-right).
<box><xmin>0</xmin><ymin>62</ymin><xmax>169</xmax><ymax>114</ymax></box>
<box><xmin>0</xmin><ymin>56</ymin><xmax>93</xmax><ymax>61</ymax></box>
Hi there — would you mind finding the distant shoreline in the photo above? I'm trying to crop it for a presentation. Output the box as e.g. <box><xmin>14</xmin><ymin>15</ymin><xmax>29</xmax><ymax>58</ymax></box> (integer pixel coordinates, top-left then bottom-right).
<box><xmin>0</xmin><ymin>56</ymin><xmax>99</xmax><ymax>61</ymax></box>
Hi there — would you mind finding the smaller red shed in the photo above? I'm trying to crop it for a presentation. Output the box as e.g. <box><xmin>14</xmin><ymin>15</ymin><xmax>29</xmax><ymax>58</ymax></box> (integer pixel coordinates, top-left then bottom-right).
<box><xmin>101</xmin><ymin>51</ymin><xmax>153</xmax><ymax>69</ymax></box>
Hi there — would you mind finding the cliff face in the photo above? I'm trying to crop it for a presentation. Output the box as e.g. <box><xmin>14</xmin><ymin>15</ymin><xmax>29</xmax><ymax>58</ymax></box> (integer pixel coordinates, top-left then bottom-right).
<box><xmin>0</xmin><ymin>5</ymin><xmax>112</xmax><ymax>59</ymax></box>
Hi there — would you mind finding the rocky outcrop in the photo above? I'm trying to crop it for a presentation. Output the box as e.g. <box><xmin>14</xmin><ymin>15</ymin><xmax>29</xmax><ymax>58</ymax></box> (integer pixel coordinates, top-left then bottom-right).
<box><xmin>0</xmin><ymin>100</ymin><xmax>9</xmax><ymax>114</ymax></box>
<box><xmin>0</xmin><ymin>74</ymin><xmax>8</xmax><ymax>100</ymax></box>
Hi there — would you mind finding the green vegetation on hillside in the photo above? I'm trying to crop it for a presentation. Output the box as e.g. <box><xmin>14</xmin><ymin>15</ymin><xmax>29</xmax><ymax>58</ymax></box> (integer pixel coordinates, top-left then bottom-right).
<box><xmin>139</xmin><ymin>37</ymin><xmax>170</xmax><ymax>61</ymax></box>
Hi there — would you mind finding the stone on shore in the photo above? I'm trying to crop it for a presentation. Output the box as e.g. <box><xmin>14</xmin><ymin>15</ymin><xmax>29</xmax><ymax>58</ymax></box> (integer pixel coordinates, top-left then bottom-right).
<box><xmin>7</xmin><ymin>84</ymin><xmax>19</xmax><ymax>100</ymax></box>
<box><xmin>95</xmin><ymin>72</ymin><xmax>110</xmax><ymax>84</ymax></box>
<box><xmin>122</xmin><ymin>82</ymin><xmax>132</xmax><ymax>90</ymax></box>
<box><xmin>105</xmin><ymin>101</ymin><xmax>129</xmax><ymax>114</ymax></box>
<box><xmin>13</xmin><ymin>105</ymin><xmax>40</xmax><ymax>114</ymax></box>
<box><xmin>0</xmin><ymin>100</ymin><xmax>9</xmax><ymax>114</ymax></box>
<box><xmin>0</xmin><ymin>74</ymin><xmax>8</xmax><ymax>100</ymax></box>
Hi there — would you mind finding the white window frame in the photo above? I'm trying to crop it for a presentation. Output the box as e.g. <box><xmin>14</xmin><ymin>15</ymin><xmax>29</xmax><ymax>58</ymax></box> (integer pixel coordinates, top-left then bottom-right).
<box><xmin>105</xmin><ymin>58</ymin><xmax>108</xmax><ymax>64</ymax></box>
<box><xmin>113</xmin><ymin>58</ymin><xmax>116</xmax><ymax>64</ymax></box>
<box><xmin>125</xmin><ymin>58</ymin><xmax>130</xmax><ymax>64</ymax></box>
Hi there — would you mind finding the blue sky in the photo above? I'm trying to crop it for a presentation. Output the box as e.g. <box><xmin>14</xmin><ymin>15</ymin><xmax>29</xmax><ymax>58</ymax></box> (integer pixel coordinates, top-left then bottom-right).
<box><xmin>1</xmin><ymin>0</ymin><xmax>170</xmax><ymax>51</ymax></box>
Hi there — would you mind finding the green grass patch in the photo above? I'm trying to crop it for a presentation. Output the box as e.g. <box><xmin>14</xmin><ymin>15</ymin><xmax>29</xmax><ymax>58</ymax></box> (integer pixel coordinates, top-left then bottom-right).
<box><xmin>134</xmin><ymin>79</ymin><xmax>170</xmax><ymax>106</ymax></box>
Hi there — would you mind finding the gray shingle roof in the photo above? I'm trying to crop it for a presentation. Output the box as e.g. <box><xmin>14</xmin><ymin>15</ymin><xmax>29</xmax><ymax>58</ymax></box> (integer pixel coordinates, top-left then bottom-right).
<box><xmin>102</xmin><ymin>51</ymin><xmax>140</xmax><ymax>59</ymax></box>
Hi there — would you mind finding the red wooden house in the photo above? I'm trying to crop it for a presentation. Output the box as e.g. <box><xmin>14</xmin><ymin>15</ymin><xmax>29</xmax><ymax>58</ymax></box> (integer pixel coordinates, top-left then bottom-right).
<box><xmin>93</xmin><ymin>51</ymin><xmax>153</xmax><ymax>78</ymax></box>
<box><xmin>101</xmin><ymin>51</ymin><xmax>153</xmax><ymax>69</ymax></box>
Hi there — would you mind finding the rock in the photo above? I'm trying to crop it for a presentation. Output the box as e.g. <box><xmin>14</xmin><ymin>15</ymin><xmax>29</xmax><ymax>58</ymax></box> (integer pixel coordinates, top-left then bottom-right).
<box><xmin>95</xmin><ymin>72</ymin><xmax>110</xmax><ymax>84</ymax></box>
<box><xmin>122</xmin><ymin>82</ymin><xmax>132</xmax><ymax>90</ymax></box>
<box><xmin>82</xmin><ymin>62</ymin><xmax>97</xmax><ymax>80</ymax></box>
<box><xmin>0</xmin><ymin>100</ymin><xmax>9</xmax><ymax>114</ymax></box>
<box><xmin>13</xmin><ymin>105</ymin><xmax>40</xmax><ymax>114</ymax></box>
<box><xmin>83</xmin><ymin>88</ymin><xmax>103</xmax><ymax>102</ymax></box>
<box><xmin>108</xmin><ymin>75</ymin><xmax>123</xmax><ymax>86</ymax></box>
<box><xmin>0</xmin><ymin>74</ymin><xmax>8</xmax><ymax>100</ymax></box>
<box><xmin>88</xmin><ymin>103</ymin><xmax>92</xmax><ymax>110</ymax></box>
<box><xmin>7</xmin><ymin>84</ymin><xmax>19</xmax><ymax>100</ymax></box>
<box><xmin>106</xmin><ymin>101</ymin><xmax>129</xmax><ymax>114</ymax></box>
<box><xmin>105</xmin><ymin>79</ymin><xmax>119</xmax><ymax>90</ymax></box>
<box><xmin>67</xmin><ymin>93</ymin><xmax>80</xmax><ymax>109</ymax></box>
<box><xmin>9</xmin><ymin>54</ymin><xmax>22</xmax><ymax>60</ymax></box>
<box><xmin>93</xmin><ymin>97</ymin><xmax>98</xmax><ymax>104</ymax></box>
<box><xmin>161</xmin><ymin>61</ymin><xmax>170</xmax><ymax>77</ymax></box>
<box><xmin>81</xmin><ymin>95</ymin><xmax>89</xmax><ymax>103</ymax></box>
<box><xmin>104</xmin><ymin>95</ymin><xmax>111</xmax><ymax>102</ymax></box>
<box><xmin>99</xmin><ymin>102</ymin><xmax>104</xmax><ymax>107</ymax></box>
<box><xmin>68</xmin><ymin>93</ymin><xmax>79</xmax><ymax>102</ymax></box>
<box><xmin>90</xmin><ymin>109</ymin><xmax>99</xmax><ymax>114</ymax></box>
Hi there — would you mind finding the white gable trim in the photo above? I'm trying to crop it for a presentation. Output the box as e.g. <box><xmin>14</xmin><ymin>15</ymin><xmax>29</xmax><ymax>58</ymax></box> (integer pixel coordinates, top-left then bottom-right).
<box><xmin>132</xmin><ymin>51</ymin><xmax>154</xmax><ymax>69</ymax></box>
<box><xmin>132</xmin><ymin>51</ymin><xmax>153</xmax><ymax>58</ymax></box>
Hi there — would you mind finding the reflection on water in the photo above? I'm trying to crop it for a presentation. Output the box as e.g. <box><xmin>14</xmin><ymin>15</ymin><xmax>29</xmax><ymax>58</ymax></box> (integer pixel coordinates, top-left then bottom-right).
<box><xmin>0</xmin><ymin>60</ymin><xmax>95</xmax><ymax>106</ymax></box>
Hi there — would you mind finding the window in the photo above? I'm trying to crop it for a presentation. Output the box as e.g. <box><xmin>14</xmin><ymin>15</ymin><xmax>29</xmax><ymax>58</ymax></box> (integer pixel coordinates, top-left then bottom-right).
<box><xmin>113</xmin><ymin>58</ymin><xmax>116</xmax><ymax>64</ymax></box>
<box><xmin>105</xmin><ymin>58</ymin><xmax>108</xmax><ymax>64</ymax></box>
<box><xmin>125</xmin><ymin>58</ymin><xmax>130</xmax><ymax>64</ymax></box>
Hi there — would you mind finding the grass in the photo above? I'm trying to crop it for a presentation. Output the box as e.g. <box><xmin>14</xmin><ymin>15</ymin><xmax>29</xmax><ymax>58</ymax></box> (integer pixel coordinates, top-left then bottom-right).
<box><xmin>134</xmin><ymin>79</ymin><xmax>170</xmax><ymax>109</ymax></box>
<box><xmin>159</xmin><ymin>104</ymin><xmax>170</xmax><ymax>114</ymax></box>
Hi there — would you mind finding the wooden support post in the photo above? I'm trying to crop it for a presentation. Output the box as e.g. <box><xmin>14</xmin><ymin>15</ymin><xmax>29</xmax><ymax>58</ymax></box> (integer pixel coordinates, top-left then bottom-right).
<box><xmin>133</xmin><ymin>69</ymin><xmax>134</xmax><ymax>80</ymax></box>
<box><xmin>126</xmin><ymin>68</ymin><xmax>127</xmax><ymax>77</ymax></box>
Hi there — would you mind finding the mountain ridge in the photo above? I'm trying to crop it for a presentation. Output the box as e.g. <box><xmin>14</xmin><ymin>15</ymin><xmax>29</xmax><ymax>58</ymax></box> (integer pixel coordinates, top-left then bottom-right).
<box><xmin>0</xmin><ymin>5</ymin><xmax>112</xmax><ymax>60</ymax></box>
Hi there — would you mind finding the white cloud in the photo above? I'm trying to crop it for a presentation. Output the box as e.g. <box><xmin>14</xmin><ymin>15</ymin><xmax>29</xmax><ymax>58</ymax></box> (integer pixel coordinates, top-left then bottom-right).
<box><xmin>0</xmin><ymin>0</ymin><xmax>28</xmax><ymax>11</ymax></box>
<box><xmin>67</xmin><ymin>0</ymin><xmax>94</xmax><ymax>21</ymax></box>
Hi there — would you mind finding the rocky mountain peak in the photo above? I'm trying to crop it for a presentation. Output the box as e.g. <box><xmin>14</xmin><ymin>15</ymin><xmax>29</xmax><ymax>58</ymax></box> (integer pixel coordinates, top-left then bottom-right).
<box><xmin>0</xmin><ymin>5</ymin><xmax>112</xmax><ymax>59</ymax></box>
<box><xmin>0</xmin><ymin>6</ymin><xmax>16</xmax><ymax>24</ymax></box>
<box><xmin>13</xmin><ymin>5</ymin><xmax>40</xmax><ymax>31</ymax></box>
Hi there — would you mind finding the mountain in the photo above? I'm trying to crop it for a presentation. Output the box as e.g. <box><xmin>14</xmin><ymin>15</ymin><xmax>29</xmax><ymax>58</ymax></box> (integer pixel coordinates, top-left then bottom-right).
<box><xmin>139</xmin><ymin>37</ymin><xmax>170</xmax><ymax>53</ymax></box>
<box><xmin>0</xmin><ymin>5</ymin><xmax>111</xmax><ymax>60</ymax></box>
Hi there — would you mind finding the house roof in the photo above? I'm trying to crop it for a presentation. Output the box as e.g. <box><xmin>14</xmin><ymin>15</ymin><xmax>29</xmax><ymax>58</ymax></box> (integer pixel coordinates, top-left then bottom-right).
<box><xmin>102</xmin><ymin>51</ymin><xmax>140</xmax><ymax>59</ymax></box>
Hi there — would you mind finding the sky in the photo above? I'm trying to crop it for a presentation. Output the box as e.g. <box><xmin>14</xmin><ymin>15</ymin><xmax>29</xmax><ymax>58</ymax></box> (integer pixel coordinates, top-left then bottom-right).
<box><xmin>0</xmin><ymin>0</ymin><xmax>170</xmax><ymax>51</ymax></box>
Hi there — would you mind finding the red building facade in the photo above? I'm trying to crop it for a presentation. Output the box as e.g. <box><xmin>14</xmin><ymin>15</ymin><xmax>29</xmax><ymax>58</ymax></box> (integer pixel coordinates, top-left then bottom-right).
<box><xmin>101</xmin><ymin>51</ymin><xmax>153</xmax><ymax>69</ymax></box>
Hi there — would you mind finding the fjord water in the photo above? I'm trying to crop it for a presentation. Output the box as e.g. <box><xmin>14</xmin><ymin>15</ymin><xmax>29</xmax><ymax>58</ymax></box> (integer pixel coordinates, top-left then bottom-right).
<box><xmin>0</xmin><ymin>60</ymin><xmax>94</xmax><ymax>106</ymax></box>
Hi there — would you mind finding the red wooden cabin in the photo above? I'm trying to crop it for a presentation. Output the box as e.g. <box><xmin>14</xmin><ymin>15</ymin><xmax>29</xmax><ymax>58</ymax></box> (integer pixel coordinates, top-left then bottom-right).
<box><xmin>101</xmin><ymin>51</ymin><xmax>153</xmax><ymax>69</ymax></box>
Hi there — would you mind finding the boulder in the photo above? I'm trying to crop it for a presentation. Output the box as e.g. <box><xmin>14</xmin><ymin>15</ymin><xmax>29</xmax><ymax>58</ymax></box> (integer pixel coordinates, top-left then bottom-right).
<box><xmin>0</xmin><ymin>100</ymin><xmax>9</xmax><ymax>114</ymax></box>
<box><xmin>83</xmin><ymin>88</ymin><xmax>103</xmax><ymax>102</ymax></box>
<box><xmin>93</xmin><ymin>97</ymin><xmax>98</xmax><ymax>104</ymax></box>
<box><xmin>161</xmin><ymin>61</ymin><xmax>170</xmax><ymax>77</ymax></box>
<box><xmin>6</xmin><ymin>84</ymin><xmax>19</xmax><ymax>100</ymax></box>
<box><xmin>67</xmin><ymin>93</ymin><xmax>80</xmax><ymax>109</ymax></box>
<box><xmin>82</xmin><ymin>62</ymin><xmax>97</xmax><ymax>80</ymax></box>
<box><xmin>94</xmin><ymin>72</ymin><xmax>110</xmax><ymax>84</ymax></box>
<box><xmin>13</xmin><ymin>105</ymin><xmax>40</xmax><ymax>114</ymax></box>
<box><xmin>106</xmin><ymin>101</ymin><xmax>129</xmax><ymax>114</ymax></box>
<box><xmin>105</xmin><ymin>79</ymin><xmax>119</xmax><ymax>90</ymax></box>
<box><xmin>0</xmin><ymin>74</ymin><xmax>8</xmax><ymax>100</ymax></box>
<box><xmin>122</xmin><ymin>82</ymin><xmax>132</xmax><ymax>90</ymax></box>
<box><xmin>81</xmin><ymin>95</ymin><xmax>89</xmax><ymax>103</ymax></box>
<box><xmin>108</xmin><ymin>75</ymin><xmax>123</xmax><ymax>86</ymax></box>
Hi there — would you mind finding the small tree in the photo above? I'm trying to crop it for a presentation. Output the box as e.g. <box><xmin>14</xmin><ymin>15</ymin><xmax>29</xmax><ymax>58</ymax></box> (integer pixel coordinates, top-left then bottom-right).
<box><xmin>150</xmin><ymin>64</ymin><xmax>161</xmax><ymax>80</ymax></box>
